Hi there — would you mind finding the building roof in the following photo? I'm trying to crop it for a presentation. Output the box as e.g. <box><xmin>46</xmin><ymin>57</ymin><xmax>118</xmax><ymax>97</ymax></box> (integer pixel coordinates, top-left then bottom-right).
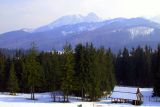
<box><xmin>113</xmin><ymin>86</ymin><xmax>138</xmax><ymax>93</ymax></box>
<box><xmin>110</xmin><ymin>86</ymin><xmax>142</xmax><ymax>100</ymax></box>
<box><xmin>110</xmin><ymin>91</ymin><xmax>138</xmax><ymax>100</ymax></box>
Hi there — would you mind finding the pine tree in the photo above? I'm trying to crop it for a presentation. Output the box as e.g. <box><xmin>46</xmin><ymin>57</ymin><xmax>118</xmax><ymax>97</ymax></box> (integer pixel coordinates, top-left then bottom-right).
<box><xmin>83</xmin><ymin>43</ymin><xmax>95</xmax><ymax>101</ymax></box>
<box><xmin>21</xmin><ymin>60</ymin><xmax>29</xmax><ymax>93</ymax></box>
<box><xmin>122</xmin><ymin>47</ymin><xmax>130</xmax><ymax>85</ymax></box>
<box><xmin>106</xmin><ymin>49</ymin><xmax>116</xmax><ymax>91</ymax></box>
<box><xmin>0</xmin><ymin>52</ymin><xmax>5</xmax><ymax>91</ymax></box>
<box><xmin>8</xmin><ymin>63</ymin><xmax>19</xmax><ymax>95</ymax></box>
<box><xmin>115</xmin><ymin>50</ymin><xmax>123</xmax><ymax>85</ymax></box>
<box><xmin>51</xmin><ymin>51</ymin><xmax>61</xmax><ymax>101</ymax></box>
<box><xmin>38</xmin><ymin>52</ymin><xmax>52</xmax><ymax>92</ymax></box>
<box><xmin>97</xmin><ymin>47</ymin><xmax>107</xmax><ymax>95</ymax></box>
<box><xmin>153</xmin><ymin>44</ymin><xmax>160</xmax><ymax>96</ymax></box>
<box><xmin>25</xmin><ymin>43</ymin><xmax>42</xmax><ymax>100</ymax></box>
<box><xmin>61</xmin><ymin>43</ymin><xmax>74</xmax><ymax>102</ymax></box>
<box><xmin>133</xmin><ymin>46</ymin><xmax>146</xmax><ymax>86</ymax></box>
<box><xmin>144</xmin><ymin>46</ymin><xmax>152</xmax><ymax>86</ymax></box>
<box><xmin>74</xmin><ymin>44</ymin><xmax>86</xmax><ymax>100</ymax></box>
<box><xmin>85</xmin><ymin>43</ymin><xmax>101</xmax><ymax>101</ymax></box>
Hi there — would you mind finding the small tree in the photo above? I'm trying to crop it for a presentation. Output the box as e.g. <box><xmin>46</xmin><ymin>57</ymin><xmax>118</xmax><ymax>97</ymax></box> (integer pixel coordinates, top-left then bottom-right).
<box><xmin>8</xmin><ymin>63</ymin><xmax>19</xmax><ymax>95</ymax></box>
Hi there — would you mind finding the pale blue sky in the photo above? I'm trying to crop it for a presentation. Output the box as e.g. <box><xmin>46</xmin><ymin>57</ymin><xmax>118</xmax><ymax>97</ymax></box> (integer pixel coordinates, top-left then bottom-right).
<box><xmin>0</xmin><ymin>0</ymin><xmax>160</xmax><ymax>33</ymax></box>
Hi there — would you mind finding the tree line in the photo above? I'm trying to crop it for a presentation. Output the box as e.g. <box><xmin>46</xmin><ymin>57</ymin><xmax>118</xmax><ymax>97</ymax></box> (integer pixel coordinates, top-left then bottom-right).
<box><xmin>0</xmin><ymin>43</ymin><xmax>160</xmax><ymax>101</ymax></box>
<box><xmin>0</xmin><ymin>43</ymin><xmax>115</xmax><ymax>101</ymax></box>
<box><xmin>115</xmin><ymin>45</ymin><xmax>160</xmax><ymax>96</ymax></box>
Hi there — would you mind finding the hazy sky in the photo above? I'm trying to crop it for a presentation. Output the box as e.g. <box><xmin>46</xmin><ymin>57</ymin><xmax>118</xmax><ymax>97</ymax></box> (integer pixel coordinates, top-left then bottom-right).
<box><xmin>0</xmin><ymin>0</ymin><xmax>160</xmax><ymax>33</ymax></box>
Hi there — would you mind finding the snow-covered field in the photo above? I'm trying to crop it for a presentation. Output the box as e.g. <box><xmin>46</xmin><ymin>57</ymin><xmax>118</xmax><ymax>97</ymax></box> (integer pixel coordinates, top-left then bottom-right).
<box><xmin>0</xmin><ymin>87</ymin><xmax>159</xmax><ymax>107</ymax></box>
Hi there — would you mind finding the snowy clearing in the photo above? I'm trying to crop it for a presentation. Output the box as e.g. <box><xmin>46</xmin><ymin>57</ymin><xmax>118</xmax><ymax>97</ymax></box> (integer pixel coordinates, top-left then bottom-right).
<box><xmin>0</xmin><ymin>87</ymin><xmax>159</xmax><ymax>107</ymax></box>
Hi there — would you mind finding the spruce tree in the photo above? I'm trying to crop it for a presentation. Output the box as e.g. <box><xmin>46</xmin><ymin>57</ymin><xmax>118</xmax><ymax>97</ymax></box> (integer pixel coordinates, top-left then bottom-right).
<box><xmin>74</xmin><ymin>44</ymin><xmax>86</xmax><ymax>100</ymax></box>
<box><xmin>84</xmin><ymin>43</ymin><xmax>101</xmax><ymax>101</ymax></box>
<box><xmin>61</xmin><ymin>43</ymin><xmax>74</xmax><ymax>102</ymax></box>
<box><xmin>106</xmin><ymin>49</ymin><xmax>116</xmax><ymax>91</ymax></box>
<box><xmin>8</xmin><ymin>63</ymin><xmax>19</xmax><ymax>95</ymax></box>
<box><xmin>144</xmin><ymin>46</ymin><xmax>152</xmax><ymax>86</ymax></box>
<box><xmin>52</xmin><ymin>51</ymin><xmax>61</xmax><ymax>101</ymax></box>
<box><xmin>121</xmin><ymin>47</ymin><xmax>130</xmax><ymax>85</ymax></box>
<box><xmin>0</xmin><ymin>52</ymin><xmax>5</xmax><ymax>91</ymax></box>
<box><xmin>21</xmin><ymin>60</ymin><xmax>28</xmax><ymax>93</ymax></box>
<box><xmin>25</xmin><ymin>44</ymin><xmax>42</xmax><ymax>100</ymax></box>
<box><xmin>153</xmin><ymin>44</ymin><xmax>160</xmax><ymax>96</ymax></box>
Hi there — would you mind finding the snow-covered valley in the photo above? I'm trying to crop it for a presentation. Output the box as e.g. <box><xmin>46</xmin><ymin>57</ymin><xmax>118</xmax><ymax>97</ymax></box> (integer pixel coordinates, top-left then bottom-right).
<box><xmin>0</xmin><ymin>87</ymin><xmax>159</xmax><ymax>107</ymax></box>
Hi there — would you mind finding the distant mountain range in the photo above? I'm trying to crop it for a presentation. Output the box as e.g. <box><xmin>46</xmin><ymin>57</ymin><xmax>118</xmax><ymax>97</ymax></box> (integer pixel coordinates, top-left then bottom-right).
<box><xmin>0</xmin><ymin>13</ymin><xmax>160</xmax><ymax>52</ymax></box>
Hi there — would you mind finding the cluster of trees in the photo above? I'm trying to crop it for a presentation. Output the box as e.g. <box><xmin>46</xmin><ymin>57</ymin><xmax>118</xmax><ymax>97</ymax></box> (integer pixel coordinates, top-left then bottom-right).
<box><xmin>73</xmin><ymin>44</ymin><xmax>115</xmax><ymax>101</ymax></box>
<box><xmin>115</xmin><ymin>45</ymin><xmax>160</xmax><ymax>96</ymax></box>
<box><xmin>0</xmin><ymin>43</ymin><xmax>115</xmax><ymax>101</ymax></box>
<box><xmin>1</xmin><ymin>43</ymin><xmax>160</xmax><ymax>100</ymax></box>
<box><xmin>115</xmin><ymin>46</ymin><xmax>152</xmax><ymax>87</ymax></box>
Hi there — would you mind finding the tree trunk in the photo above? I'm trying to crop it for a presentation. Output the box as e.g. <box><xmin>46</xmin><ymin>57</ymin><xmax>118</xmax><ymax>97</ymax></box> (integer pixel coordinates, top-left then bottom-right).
<box><xmin>81</xmin><ymin>87</ymin><xmax>84</xmax><ymax>101</ymax></box>
<box><xmin>63</xmin><ymin>95</ymin><xmax>65</xmax><ymax>102</ymax></box>
<box><xmin>30</xmin><ymin>86</ymin><xmax>35</xmax><ymax>100</ymax></box>
<box><xmin>67</xmin><ymin>94</ymin><xmax>69</xmax><ymax>102</ymax></box>
<box><xmin>33</xmin><ymin>86</ymin><xmax>35</xmax><ymax>100</ymax></box>
<box><xmin>31</xmin><ymin>86</ymin><xmax>33</xmax><ymax>99</ymax></box>
<box><xmin>53</xmin><ymin>92</ymin><xmax>56</xmax><ymax>102</ymax></box>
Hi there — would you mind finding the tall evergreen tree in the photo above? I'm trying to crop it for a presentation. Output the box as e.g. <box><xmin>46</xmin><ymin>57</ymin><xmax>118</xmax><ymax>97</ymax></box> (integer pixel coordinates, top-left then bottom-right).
<box><xmin>25</xmin><ymin>44</ymin><xmax>42</xmax><ymax>100</ymax></box>
<box><xmin>133</xmin><ymin>46</ymin><xmax>146</xmax><ymax>86</ymax></box>
<box><xmin>21</xmin><ymin>60</ymin><xmax>28</xmax><ymax>93</ymax></box>
<box><xmin>86</xmin><ymin>43</ymin><xmax>100</xmax><ymax>101</ymax></box>
<box><xmin>115</xmin><ymin>50</ymin><xmax>123</xmax><ymax>85</ymax></box>
<box><xmin>51</xmin><ymin>51</ymin><xmax>61</xmax><ymax>101</ymax></box>
<box><xmin>153</xmin><ymin>44</ymin><xmax>160</xmax><ymax>96</ymax></box>
<box><xmin>0</xmin><ymin>52</ymin><xmax>6</xmax><ymax>91</ymax></box>
<box><xmin>143</xmin><ymin>46</ymin><xmax>152</xmax><ymax>86</ymax></box>
<box><xmin>121</xmin><ymin>47</ymin><xmax>130</xmax><ymax>85</ymax></box>
<box><xmin>8</xmin><ymin>63</ymin><xmax>19</xmax><ymax>95</ymax></box>
<box><xmin>61</xmin><ymin>43</ymin><xmax>74</xmax><ymax>102</ymax></box>
<box><xmin>106</xmin><ymin>49</ymin><xmax>116</xmax><ymax>91</ymax></box>
<box><xmin>74</xmin><ymin>44</ymin><xmax>86</xmax><ymax>100</ymax></box>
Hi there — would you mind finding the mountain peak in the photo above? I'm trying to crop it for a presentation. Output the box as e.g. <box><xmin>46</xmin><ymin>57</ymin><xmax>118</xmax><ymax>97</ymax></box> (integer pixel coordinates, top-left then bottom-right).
<box><xmin>33</xmin><ymin>13</ymin><xmax>102</xmax><ymax>32</ymax></box>
<box><xmin>85</xmin><ymin>12</ymin><xmax>101</xmax><ymax>22</ymax></box>
<box><xmin>87</xmin><ymin>12</ymin><xmax>97</xmax><ymax>16</ymax></box>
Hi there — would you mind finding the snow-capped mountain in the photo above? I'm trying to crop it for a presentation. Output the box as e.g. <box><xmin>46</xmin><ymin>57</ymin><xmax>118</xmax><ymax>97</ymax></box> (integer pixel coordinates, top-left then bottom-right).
<box><xmin>0</xmin><ymin>17</ymin><xmax>160</xmax><ymax>52</ymax></box>
<box><xmin>33</xmin><ymin>12</ymin><xmax>102</xmax><ymax>32</ymax></box>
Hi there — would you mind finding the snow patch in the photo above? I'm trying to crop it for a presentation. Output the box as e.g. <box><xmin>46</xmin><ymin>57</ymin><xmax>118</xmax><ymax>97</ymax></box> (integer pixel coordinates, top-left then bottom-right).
<box><xmin>21</xmin><ymin>28</ymin><xmax>33</xmax><ymax>33</ymax></box>
<box><xmin>111</xmin><ymin>29</ymin><xmax>122</xmax><ymax>33</ymax></box>
<box><xmin>78</xmin><ymin>26</ymin><xmax>96</xmax><ymax>32</ymax></box>
<box><xmin>61</xmin><ymin>31</ymin><xmax>74</xmax><ymax>36</ymax></box>
<box><xmin>128</xmin><ymin>26</ymin><xmax>154</xmax><ymax>39</ymax></box>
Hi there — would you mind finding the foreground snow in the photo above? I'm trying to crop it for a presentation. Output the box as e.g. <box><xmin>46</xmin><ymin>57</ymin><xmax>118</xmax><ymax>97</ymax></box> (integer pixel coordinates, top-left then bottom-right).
<box><xmin>0</xmin><ymin>87</ymin><xmax>159</xmax><ymax>107</ymax></box>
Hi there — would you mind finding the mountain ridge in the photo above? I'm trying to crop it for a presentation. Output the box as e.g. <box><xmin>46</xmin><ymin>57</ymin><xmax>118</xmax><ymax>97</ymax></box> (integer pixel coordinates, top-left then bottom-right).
<box><xmin>33</xmin><ymin>12</ymin><xmax>102</xmax><ymax>33</ymax></box>
<box><xmin>0</xmin><ymin>15</ymin><xmax>160</xmax><ymax>52</ymax></box>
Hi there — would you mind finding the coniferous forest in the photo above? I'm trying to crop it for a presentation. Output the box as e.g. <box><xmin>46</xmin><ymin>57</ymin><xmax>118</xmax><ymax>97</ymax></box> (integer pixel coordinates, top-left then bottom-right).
<box><xmin>0</xmin><ymin>43</ymin><xmax>160</xmax><ymax>101</ymax></box>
